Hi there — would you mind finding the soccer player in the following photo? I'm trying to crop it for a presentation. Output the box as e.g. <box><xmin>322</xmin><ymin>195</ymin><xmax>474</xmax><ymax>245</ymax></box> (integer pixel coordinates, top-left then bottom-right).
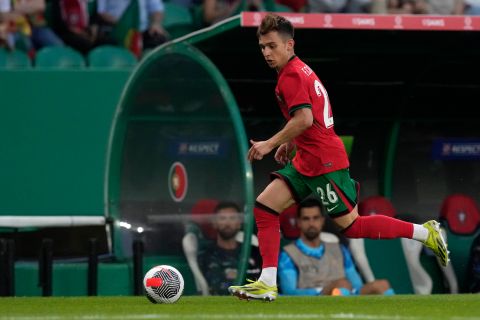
<box><xmin>228</xmin><ymin>13</ymin><xmax>449</xmax><ymax>301</ymax></box>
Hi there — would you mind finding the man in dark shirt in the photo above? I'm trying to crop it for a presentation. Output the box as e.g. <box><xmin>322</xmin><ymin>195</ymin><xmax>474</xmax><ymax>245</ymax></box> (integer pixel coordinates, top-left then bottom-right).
<box><xmin>198</xmin><ymin>202</ymin><xmax>261</xmax><ymax>295</ymax></box>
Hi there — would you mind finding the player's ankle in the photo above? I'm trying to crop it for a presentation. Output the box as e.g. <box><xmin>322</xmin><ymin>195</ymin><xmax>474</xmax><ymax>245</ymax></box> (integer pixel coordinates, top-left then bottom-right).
<box><xmin>259</xmin><ymin>267</ymin><xmax>277</xmax><ymax>287</ymax></box>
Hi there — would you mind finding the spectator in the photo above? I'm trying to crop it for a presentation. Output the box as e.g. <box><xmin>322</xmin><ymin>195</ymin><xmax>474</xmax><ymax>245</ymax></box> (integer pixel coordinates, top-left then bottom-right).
<box><xmin>307</xmin><ymin>0</ymin><xmax>347</xmax><ymax>13</ymax></box>
<box><xmin>387</xmin><ymin>0</ymin><xmax>417</xmax><ymax>14</ymax></box>
<box><xmin>345</xmin><ymin>0</ymin><xmax>390</xmax><ymax>13</ymax></box>
<box><xmin>96</xmin><ymin>0</ymin><xmax>167</xmax><ymax>50</ymax></box>
<box><xmin>275</xmin><ymin>0</ymin><xmax>307</xmax><ymax>12</ymax></box>
<box><xmin>197</xmin><ymin>201</ymin><xmax>262</xmax><ymax>295</ymax></box>
<box><xmin>1</xmin><ymin>0</ymin><xmax>63</xmax><ymax>51</ymax></box>
<box><xmin>23</xmin><ymin>0</ymin><xmax>64</xmax><ymax>49</ymax></box>
<box><xmin>57</xmin><ymin>0</ymin><xmax>99</xmax><ymax>54</ymax></box>
<box><xmin>0</xmin><ymin>0</ymin><xmax>32</xmax><ymax>51</ymax></box>
<box><xmin>203</xmin><ymin>0</ymin><xmax>263</xmax><ymax>26</ymax></box>
<box><xmin>279</xmin><ymin>198</ymin><xmax>395</xmax><ymax>296</ymax></box>
<box><xmin>425</xmin><ymin>0</ymin><xmax>464</xmax><ymax>14</ymax></box>
<box><xmin>388</xmin><ymin>0</ymin><xmax>464</xmax><ymax>14</ymax></box>
<box><xmin>465</xmin><ymin>0</ymin><xmax>480</xmax><ymax>14</ymax></box>
<box><xmin>0</xmin><ymin>20</ymin><xmax>7</xmax><ymax>48</ymax></box>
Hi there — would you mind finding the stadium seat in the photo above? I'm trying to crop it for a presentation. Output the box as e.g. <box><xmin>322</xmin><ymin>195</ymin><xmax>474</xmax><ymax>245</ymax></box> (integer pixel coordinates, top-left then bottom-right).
<box><xmin>35</xmin><ymin>46</ymin><xmax>85</xmax><ymax>69</ymax></box>
<box><xmin>163</xmin><ymin>3</ymin><xmax>195</xmax><ymax>39</ymax></box>
<box><xmin>274</xmin><ymin>3</ymin><xmax>294</xmax><ymax>12</ymax></box>
<box><xmin>182</xmin><ymin>198</ymin><xmax>218</xmax><ymax>295</ymax></box>
<box><xmin>351</xmin><ymin>196</ymin><xmax>430</xmax><ymax>294</ymax></box>
<box><xmin>87</xmin><ymin>45</ymin><xmax>137</xmax><ymax>68</ymax></box>
<box><xmin>358</xmin><ymin>195</ymin><xmax>396</xmax><ymax>217</ymax></box>
<box><xmin>189</xmin><ymin>198</ymin><xmax>219</xmax><ymax>240</ymax></box>
<box><xmin>439</xmin><ymin>194</ymin><xmax>480</xmax><ymax>292</ymax></box>
<box><xmin>280</xmin><ymin>204</ymin><xmax>301</xmax><ymax>240</ymax></box>
<box><xmin>0</xmin><ymin>49</ymin><xmax>31</xmax><ymax>69</ymax></box>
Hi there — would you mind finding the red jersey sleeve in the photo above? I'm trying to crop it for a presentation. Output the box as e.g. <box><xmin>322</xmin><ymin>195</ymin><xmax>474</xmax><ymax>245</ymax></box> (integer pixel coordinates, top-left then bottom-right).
<box><xmin>278</xmin><ymin>71</ymin><xmax>312</xmax><ymax>116</ymax></box>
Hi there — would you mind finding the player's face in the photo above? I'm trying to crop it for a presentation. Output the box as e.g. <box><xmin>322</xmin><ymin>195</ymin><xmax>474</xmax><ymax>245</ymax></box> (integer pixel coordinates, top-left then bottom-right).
<box><xmin>297</xmin><ymin>207</ymin><xmax>325</xmax><ymax>241</ymax></box>
<box><xmin>214</xmin><ymin>208</ymin><xmax>242</xmax><ymax>240</ymax></box>
<box><xmin>258</xmin><ymin>31</ymin><xmax>294</xmax><ymax>70</ymax></box>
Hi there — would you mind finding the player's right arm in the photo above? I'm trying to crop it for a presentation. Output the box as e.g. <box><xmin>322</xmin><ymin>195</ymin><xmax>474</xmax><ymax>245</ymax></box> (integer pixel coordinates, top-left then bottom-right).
<box><xmin>248</xmin><ymin>109</ymin><xmax>312</xmax><ymax>162</ymax></box>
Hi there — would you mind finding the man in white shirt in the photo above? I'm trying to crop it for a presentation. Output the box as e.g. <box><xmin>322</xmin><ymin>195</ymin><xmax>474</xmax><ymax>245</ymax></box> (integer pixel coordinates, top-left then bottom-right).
<box><xmin>97</xmin><ymin>0</ymin><xmax>167</xmax><ymax>49</ymax></box>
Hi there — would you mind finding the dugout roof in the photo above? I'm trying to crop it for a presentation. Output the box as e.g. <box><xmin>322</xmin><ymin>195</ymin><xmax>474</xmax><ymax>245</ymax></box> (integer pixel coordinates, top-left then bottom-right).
<box><xmin>178</xmin><ymin>12</ymin><xmax>480</xmax><ymax>120</ymax></box>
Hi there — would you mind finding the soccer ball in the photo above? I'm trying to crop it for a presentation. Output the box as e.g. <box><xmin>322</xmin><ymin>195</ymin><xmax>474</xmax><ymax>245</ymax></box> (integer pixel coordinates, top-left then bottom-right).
<box><xmin>143</xmin><ymin>265</ymin><xmax>184</xmax><ymax>304</ymax></box>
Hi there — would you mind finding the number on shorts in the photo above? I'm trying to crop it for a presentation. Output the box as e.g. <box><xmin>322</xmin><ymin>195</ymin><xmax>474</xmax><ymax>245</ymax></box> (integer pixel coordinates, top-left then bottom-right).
<box><xmin>316</xmin><ymin>183</ymin><xmax>338</xmax><ymax>205</ymax></box>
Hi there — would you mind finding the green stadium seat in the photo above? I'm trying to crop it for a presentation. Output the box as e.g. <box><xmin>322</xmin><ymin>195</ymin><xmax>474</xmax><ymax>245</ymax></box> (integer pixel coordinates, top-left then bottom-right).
<box><xmin>274</xmin><ymin>3</ymin><xmax>294</xmax><ymax>12</ymax></box>
<box><xmin>263</xmin><ymin>0</ymin><xmax>293</xmax><ymax>12</ymax></box>
<box><xmin>0</xmin><ymin>49</ymin><xmax>31</xmax><ymax>69</ymax></box>
<box><xmin>87</xmin><ymin>45</ymin><xmax>137</xmax><ymax>68</ymax></box>
<box><xmin>354</xmin><ymin>196</ymin><xmax>415</xmax><ymax>294</ymax></box>
<box><xmin>163</xmin><ymin>3</ymin><xmax>194</xmax><ymax>39</ymax></box>
<box><xmin>35</xmin><ymin>46</ymin><xmax>85</xmax><ymax>69</ymax></box>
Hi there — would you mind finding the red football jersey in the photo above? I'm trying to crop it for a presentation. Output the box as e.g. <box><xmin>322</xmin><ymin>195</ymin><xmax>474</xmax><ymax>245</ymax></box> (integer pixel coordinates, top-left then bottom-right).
<box><xmin>275</xmin><ymin>56</ymin><xmax>349</xmax><ymax>176</ymax></box>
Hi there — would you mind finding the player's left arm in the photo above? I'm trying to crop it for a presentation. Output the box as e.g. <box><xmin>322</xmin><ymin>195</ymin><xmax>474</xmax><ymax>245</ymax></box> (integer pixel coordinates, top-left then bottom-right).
<box><xmin>341</xmin><ymin>245</ymin><xmax>364</xmax><ymax>293</ymax></box>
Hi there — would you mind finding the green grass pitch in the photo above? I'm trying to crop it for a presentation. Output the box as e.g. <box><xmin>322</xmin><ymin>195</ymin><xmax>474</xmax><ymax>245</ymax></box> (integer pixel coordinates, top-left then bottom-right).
<box><xmin>1</xmin><ymin>295</ymin><xmax>479</xmax><ymax>320</ymax></box>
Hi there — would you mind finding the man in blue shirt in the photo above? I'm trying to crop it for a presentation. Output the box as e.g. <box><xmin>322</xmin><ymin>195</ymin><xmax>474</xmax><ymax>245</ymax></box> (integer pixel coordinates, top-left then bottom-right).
<box><xmin>279</xmin><ymin>198</ymin><xmax>395</xmax><ymax>296</ymax></box>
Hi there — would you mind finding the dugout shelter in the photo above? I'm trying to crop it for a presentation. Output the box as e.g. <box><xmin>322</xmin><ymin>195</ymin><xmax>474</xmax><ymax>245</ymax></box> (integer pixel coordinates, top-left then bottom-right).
<box><xmin>107</xmin><ymin>12</ymin><xmax>480</xmax><ymax>294</ymax></box>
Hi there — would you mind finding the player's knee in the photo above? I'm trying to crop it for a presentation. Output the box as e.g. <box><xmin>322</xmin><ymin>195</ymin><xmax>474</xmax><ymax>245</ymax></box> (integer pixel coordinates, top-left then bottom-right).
<box><xmin>335</xmin><ymin>210</ymin><xmax>360</xmax><ymax>231</ymax></box>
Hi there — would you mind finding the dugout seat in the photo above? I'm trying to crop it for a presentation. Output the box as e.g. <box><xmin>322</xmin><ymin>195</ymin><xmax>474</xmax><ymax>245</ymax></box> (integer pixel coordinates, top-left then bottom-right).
<box><xmin>0</xmin><ymin>49</ymin><xmax>31</xmax><ymax>69</ymax></box>
<box><xmin>280</xmin><ymin>204</ymin><xmax>301</xmax><ymax>241</ymax></box>
<box><xmin>163</xmin><ymin>3</ymin><xmax>195</xmax><ymax>39</ymax></box>
<box><xmin>35</xmin><ymin>46</ymin><xmax>85</xmax><ymax>69</ymax></box>
<box><xmin>358</xmin><ymin>195</ymin><xmax>396</xmax><ymax>217</ymax></box>
<box><xmin>182</xmin><ymin>199</ymin><xmax>218</xmax><ymax>295</ymax></box>
<box><xmin>87</xmin><ymin>45</ymin><xmax>137</xmax><ymax>69</ymax></box>
<box><xmin>439</xmin><ymin>194</ymin><xmax>480</xmax><ymax>292</ymax></box>
<box><xmin>350</xmin><ymin>196</ymin><xmax>433</xmax><ymax>294</ymax></box>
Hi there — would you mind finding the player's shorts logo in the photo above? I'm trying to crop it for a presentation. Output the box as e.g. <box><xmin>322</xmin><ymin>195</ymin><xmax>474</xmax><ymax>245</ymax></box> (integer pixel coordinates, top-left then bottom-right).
<box><xmin>168</xmin><ymin>162</ymin><xmax>188</xmax><ymax>202</ymax></box>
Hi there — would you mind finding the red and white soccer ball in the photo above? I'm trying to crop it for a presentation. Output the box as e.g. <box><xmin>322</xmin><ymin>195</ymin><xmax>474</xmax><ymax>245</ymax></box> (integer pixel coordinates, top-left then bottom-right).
<box><xmin>143</xmin><ymin>265</ymin><xmax>185</xmax><ymax>304</ymax></box>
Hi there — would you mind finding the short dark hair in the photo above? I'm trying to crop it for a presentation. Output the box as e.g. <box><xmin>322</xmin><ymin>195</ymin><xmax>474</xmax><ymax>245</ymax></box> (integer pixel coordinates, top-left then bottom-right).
<box><xmin>257</xmin><ymin>14</ymin><xmax>294</xmax><ymax>39</ymax></box>
<box><xmin>297</xmin><ymin>198</ymin><xmax>325</xmax><ymax>217</ymax></box>
<box><xmin>214</xmin><ymin>201</ymin><xmax>241</xmax><ymax>213</ymax></box>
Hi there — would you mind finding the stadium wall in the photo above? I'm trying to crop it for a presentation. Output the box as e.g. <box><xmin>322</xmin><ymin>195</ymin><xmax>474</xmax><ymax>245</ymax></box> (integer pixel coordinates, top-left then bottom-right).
<box><xmin>0</xmin><ymin>70</ymin><xmax>130</xmax><ymax>217</ymax></box>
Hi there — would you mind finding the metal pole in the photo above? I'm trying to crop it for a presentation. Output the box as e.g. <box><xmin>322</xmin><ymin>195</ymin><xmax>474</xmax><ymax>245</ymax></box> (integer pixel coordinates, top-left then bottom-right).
<box><xmin>132</xmin><ymin>240</ymin><xmax>144</xmax><ymax>296</ymax></box>
<box><xmin>0</xmin><ymin>239</ymin><xmax>5</xmax><ymax>296</ymax></box>
<box><xmin>38</xmin><ymin>239</ymin><xmax>53</xmax><ymax>297</ymax></box>
<box><xmin>88</xmin><ymin>238</ymin><xmax>98</xmax><ymax>296</ymax></box>
<box><xmin>6</xmin><ymin>239</ymin><xmax>14</xmax><ymax>296</ymax></box>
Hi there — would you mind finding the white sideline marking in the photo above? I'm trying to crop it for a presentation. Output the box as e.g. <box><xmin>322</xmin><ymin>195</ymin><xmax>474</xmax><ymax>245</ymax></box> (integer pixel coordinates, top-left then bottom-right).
<box><xmin>1</xmin><ymin>314</ymin><xmax>478</xmax><ymax>320</ymax></box>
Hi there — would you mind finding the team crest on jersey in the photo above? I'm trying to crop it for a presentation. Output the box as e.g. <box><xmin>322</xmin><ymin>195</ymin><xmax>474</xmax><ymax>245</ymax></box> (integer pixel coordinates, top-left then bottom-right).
<box><xmin>168</xmin><ymin>162</ymin><xmax>188</xmax><ymax>202</ymax></box>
